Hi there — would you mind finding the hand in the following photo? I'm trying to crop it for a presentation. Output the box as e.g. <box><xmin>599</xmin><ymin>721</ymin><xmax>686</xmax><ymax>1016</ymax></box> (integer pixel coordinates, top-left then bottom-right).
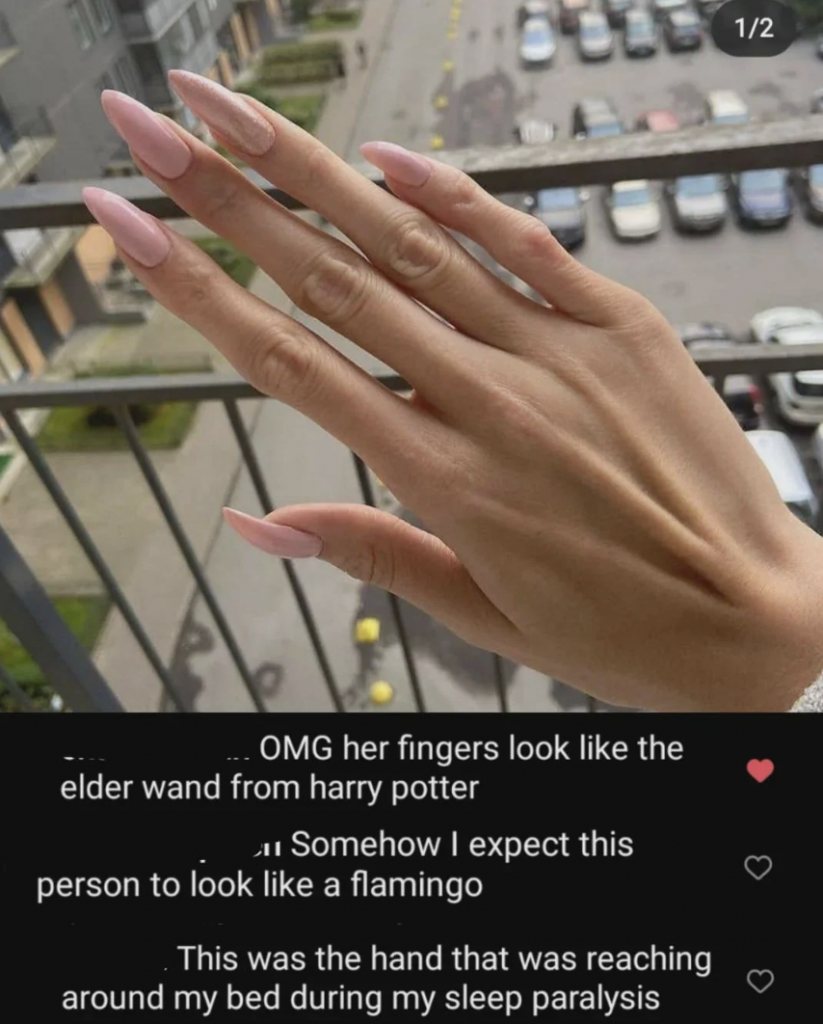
<box><xmin>85</xmin><ymin>76</ymin><xmax>823</xmax><ymax>712</ymax></box>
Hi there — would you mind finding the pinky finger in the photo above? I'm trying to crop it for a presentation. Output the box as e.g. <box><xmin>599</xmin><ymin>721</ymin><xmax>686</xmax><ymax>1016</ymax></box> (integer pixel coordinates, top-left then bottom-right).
<box><xmin>82</xmin><ymin>188</ymin><xmax>423</xmax><ymax>466</ymax></box>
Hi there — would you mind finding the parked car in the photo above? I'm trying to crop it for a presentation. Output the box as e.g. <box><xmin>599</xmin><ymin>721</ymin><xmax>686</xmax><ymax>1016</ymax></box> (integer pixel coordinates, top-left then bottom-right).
<box><xmin>577</xmin><ymin>11</ymin><xmax>614</xmax><ymax>59</ymax></box>
<box><xmin>817</xmin><ymin>30</ymin><xmax>823</xmax><ymax>58</ymax></box>
<box><xmin>572</xmin><ymin>98</ymin><xmax>623</xmax><ymax>138</ymax></box>
<box><xmin>514</xmin><ymin>119</ymin><xmax>557</xmax><ymax>144</ymax></box>
<box><xmin>663</xmin><ymin>9</ymin><xmax>703</xmax><ymax>50</ymax></box>
<box><xmin>752</xmin><ymin>307</ymin><xmax>823</xmax><ymax>425</ymax></box>
<box><xmin>666</xmin><ymin>174</ymin><xmax>728</xmax><ymax>232</ymax></box>
<box><xmin>794</xmin><ymin>165</ymin><xmax>823</xmax><ymax>223</ymax></box>
<box><xmin>602</xmin><ymin>0</ymin><xmax>634</xmax><ymax>28</ymax></box>
<box><xmin>650</xmin><ymin>0</ymin><xmax>688</xmax><ymax>20</ymax></box>
<box><xmin>524</xmin><ymin>187</ymin><xmax>587</xmax><ymax>249</ymax></box>
<box><xmin>635</xmin><ymin>108</ymin><xmax>680</xmax><ymax>132</ymax></box>
<box><xmin>679</xmin><ymin>329</ymin><xmax>763</xmax><ymax>430</ymax></box>
<box><xmin>604</xmin><ymin>180</ymin><xmax>661</xmax><ymax>239</ymax></box>
<box><xmin>745</xmin><ymin>431</ymin><xmax>819</xmax><ymax>528</ymax></box>
<box><xmin>731</xmin><ymin>169</ymin><xmax>793</xmax><ymax>228</ymax></box>
<box><xmin>518</xmin><ymin>1</ymin><xmax>552</xmax><ymax>27</ymax></box>
<box><xmin>694</xmin><ymin>0</ymin><xmax>723</xmax><ymax>19</ymax></box>
<box><xmin>623</xmin><ymin>8</ymin><xmax>658</xmax><ymax>55</ymax></box>
<box><xmin>520</xmin><ymin>15</ymin><xmax>557</xmax><ymax>65</ymax></box>
<box><xmin>705</xmin><ymin>90</ymin><xmax>749</xmax><ymax>126</ymax></box>
<box><xmin>813</xmin><ymin>88</ymin><xmax>823</xmax><ymax>114</ymax></box>
<box><xmin>558</xmin><ymin>0</ymin><xmax>590</xmax><ymax>33</ymax></box>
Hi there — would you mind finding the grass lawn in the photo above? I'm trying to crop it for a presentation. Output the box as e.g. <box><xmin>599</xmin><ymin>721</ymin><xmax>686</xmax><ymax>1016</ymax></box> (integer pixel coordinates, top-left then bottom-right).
<box><xmin>194</xmin><ymin>237</ymin><xmax>257</xmax><ymax>287</ymax></box>
<box><xmin>273</xmin><ymin>93</ymin><xmax>327</xmax><ymax>134</ymax></box>
<box><xmin>0</xmin><ymin>595</ymin><xmax>111</xmax><ymax>711</ymax></box>
<box><xmin>308</xmin><ymin>9</ymin><xmax>362</xmax><ymax>31</ymax></box>
<box><xmin>0</xmin><ymin>452</ymin><xmax>12</xmax><ymax>481</ymax></box>
<box><xmin>37</xmin><ymin>401</ymin><xmax>198</xmax><ymax>453</ymax></box>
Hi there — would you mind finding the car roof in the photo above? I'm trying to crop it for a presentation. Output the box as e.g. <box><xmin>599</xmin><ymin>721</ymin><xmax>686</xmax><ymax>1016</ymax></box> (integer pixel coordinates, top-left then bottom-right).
<box><xmin>677</xmin><ymin>322</ymin><xmax>735</xmax><ymax>343</ymax></box>
<box><xmin>613</xmin><ymin>179</ymin><xmax>649</xmax><ymax>190</ymax></box>
<box><xmin>518</xmin><ymin>119</ymin><xmax>556</xmax><ymax>143</ymax></box>
<box><xmin>670</xmin><ymin>9</ymin><xmax>698</xmax><ymax>21</ymax></box>
<box><xmin>579</xmin><ymin>98</ymin><xmax>615</xmax><ymax>113</ymax></box>
<box><xmin>745</xmin><ymin>432</ymin><xmax>814</xmax><ymax>503</ymax></box>
<box><xmin>707</xmin><ymin>90</ymin><xmax>747</xmax><ymax>111</ymax></box>
<box><xmin>580</xmin><ymin>11</ymin><xmax>608</xmax><ymax>24</ymax></box>
<box><xmin>772</xmin><ymin>325</ymin><xmax>823</xmax><ymax>346</ymax></box>
<box><xmin>643</xmin><ymin>109</ymin><xmax>680</xmax><ymax>131</ymax></box>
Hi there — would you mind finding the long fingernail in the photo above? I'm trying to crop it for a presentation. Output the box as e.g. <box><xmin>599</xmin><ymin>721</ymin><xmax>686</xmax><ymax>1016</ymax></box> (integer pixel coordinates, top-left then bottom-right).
<box><xmin>223</xmin><ymin>508</ymin><xmax>322</xmax><ymax>558</ymax></box>
<box><xmin>168</xmin><ymin>70</ymin><xmax>275</xmax><ymax>156</ymax></box>
<box><xmin>82</xmin><ymin>188</ymin><xmax>171</xmax><ymax>268</ymax></box>
<box><xmin>101</xmin><ymin>91</ymin><xmax>191</xmax><ymax>179</ymax></box>
<box><xmin>360</xmin><ymin>141</ymin><xmax>432</xmax><ymax>187</ymax></box>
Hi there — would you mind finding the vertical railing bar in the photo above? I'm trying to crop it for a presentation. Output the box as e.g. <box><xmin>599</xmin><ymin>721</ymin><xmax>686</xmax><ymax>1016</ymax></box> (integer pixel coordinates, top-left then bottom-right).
<box><xmin>0</xmin><ymin>659</ymin><xmax>36</xmax><ymax>712</ymax></box>
<box><xmin>3</xmin><ymin>410</ymin><xmax>188</xmax><ymax>712</ymax></box>
<box><xmin>586</xmin><ymin>695</ymin><xmax>598</xmax><ymax>713</ymax></box>
<box><xmin>113</xmin><ymin>404</ymin><xmax>267</xmax><ymax>713</ymax></box>
<box><xmin>222</xmin><ymin>399</ymin><xmax>344</xmax><ymax>713</ymax></box>
<box><xmin>492</xmin><ymin>654</ymin><xmax>508</xmax><ymax>713</ymax></box>
<box><xmin>351</xmin><ymin>454</ymin><xmax>426</xmax><ymax>713</ymax></box>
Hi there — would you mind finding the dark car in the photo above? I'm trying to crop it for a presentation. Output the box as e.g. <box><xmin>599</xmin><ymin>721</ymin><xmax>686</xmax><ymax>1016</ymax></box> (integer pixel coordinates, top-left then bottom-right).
<box><xmin>676</xmin><ymin>326</ymin><xmax>763</xmax><ymax>430</ymax></box>
<box><xmin>558</xmin><ymin>0</ymin><xmax>590</xmax><ymax>34</ymax></box>
<box><xmin>524</xmin><ymin>187</ymin><xmax>587</xmax><ymax>249</ymax></box>
<box><xmin>665</xmin><ymin>174</ymin><xmax>728</xmax><ymax>232</ymax></box>
<box><xmin>731</xmin><ymin>169</ymin><xmax>793</xmax><ymax>228</ymax></box>
<box><xmin>572</xmin><ymin>98</ymin><xmax>623</xmax><ymax>138</ymax></box>
<box><xmin>663</xmin><ymin>9</ymin><xmax>702</xmax><ymax>51</ymax></box>
<box><xmin>795</xmin><ymin>165</ymin><xmax>823</xmax><ymax>223</ymax></box>
<box><xmin>623</xmin><ymin>8</ymin><xmax>657</xmax><ymax>56</ymax></box>
<box><xmin>602</xmin><ymin>0</ymin><xmax>634</xmax><ymax>28</ymax></box>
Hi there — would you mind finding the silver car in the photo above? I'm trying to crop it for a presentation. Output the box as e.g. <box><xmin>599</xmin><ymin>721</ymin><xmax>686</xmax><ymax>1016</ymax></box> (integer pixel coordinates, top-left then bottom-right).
<box><xmin>745</xmin><ymin>430</ymin><xmax>819</xmax><ymax>528</ymax></box>
<box><xmin>605</xmin><ymin>180</ymin><xmax>661</xmax><ymax>239</ymax></box>
<box><xmin>520</xmin><ymin>16</ymin><xmax>557</xmax><ymax>65</ymax></box>
<box><xmin>577</xmin><ymin>11</ymin><xmax>614</xmax><ymax>59</ymax></box>
<box><xmin>751</xmin><ymin>307</ymin><xmax>823</xmax><ymax>425</ymax></box>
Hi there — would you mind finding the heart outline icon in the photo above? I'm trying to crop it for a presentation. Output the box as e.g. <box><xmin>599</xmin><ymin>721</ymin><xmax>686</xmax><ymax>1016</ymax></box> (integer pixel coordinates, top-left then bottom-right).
<box><xmin>747</xmin><ymin>969</ymin><xmax>774</xmax><ymax>994</ymax></box>
<box><xmin>747</xmin><ymin>759</ymin><xmax>774</xmax><ymax>783</ymax></box>
<box><xmin>744</xmin><ymin>855</ymin><xmax>773</xmax><ymax>881</ymax></box>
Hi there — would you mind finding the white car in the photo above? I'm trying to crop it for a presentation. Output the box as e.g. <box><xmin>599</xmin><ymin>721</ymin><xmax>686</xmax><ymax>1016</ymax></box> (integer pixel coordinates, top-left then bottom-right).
<box><xmin>520</xmin><ymin>16</ymin><xmax>557</xmax><ymax>65</ymax></box>
<box><xmin>650</xmin><ymin>0</ymin><xmax>688</xmax><ymax>19</ymax></box>
<box><xmin>604</xmin><ymin>180</ymin><xmax>661</xmax><ymax>239</ymax></box>
<box><xmin>745</xmin><ymin>431</ymin><xmax>819</xmax><ymax>528</ymax></box>
<box><xmin>577</xmin><ymin>12</ymin><xmax>614</xmax><ymax>59</ymax></box>
<box><xmin>751</xmin><ymin>307</ymin><xmax>823</xmax><ymax>425</ymax></box>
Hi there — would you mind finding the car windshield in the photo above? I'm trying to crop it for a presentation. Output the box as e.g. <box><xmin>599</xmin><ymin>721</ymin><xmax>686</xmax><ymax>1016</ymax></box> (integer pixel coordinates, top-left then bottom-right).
<box><xmin>674</xmin><ymin>14</ymin><xmax>699</xmax><ymax>27</ymax></box>
<box><xmin>537</xmin><ymin>188</ymin><xmax>579</xmax><ymax>209</ymax></box>
<box><xmin>588</xmin><ymin>121</ymin><xmax>622</xmax><ymax>136</ymax></box>
<box><xmin>582</xmin><ymin>22</ymin><xmax>609</xmax><ymax>38</ymax></box>
<box><xmin>613</xmin><ymin>186</ymin><xmax>651</xmax><ymax>206</ymax></box>
<box><xmin>741</xmin><ymin>170</ymin><xmax>785</xmax><ymax>193</ymax></box>
<box><xmin>676</xmin><ymin>175</ymin><xmax>722</xmax><ymax>196</ymax></box>
<box><xmin>809</xmin><ymin>165</ymin><xmax>823</xmax><ymax>186</ymax></box>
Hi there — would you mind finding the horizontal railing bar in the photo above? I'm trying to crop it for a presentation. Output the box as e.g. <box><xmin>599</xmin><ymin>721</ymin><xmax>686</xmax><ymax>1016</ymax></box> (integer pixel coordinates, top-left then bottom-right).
<box><xmin>0</xmin><ymin>372</ymin><xmax>409</xmax><ymax>409</ymax></box>
<box><xmin>1</xmin><ymin>118</ymin><xmax>822</xmax><ymax>228</ymax></box>
<box><xmin>2</xmin><ymin>345</ymin><xmax>823</xmax><ymax>411</ymax></box>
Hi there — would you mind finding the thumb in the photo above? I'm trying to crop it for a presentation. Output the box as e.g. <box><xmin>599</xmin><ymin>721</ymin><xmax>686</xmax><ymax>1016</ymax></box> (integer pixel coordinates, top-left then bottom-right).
<box><xmin>222</xmin><ymin>504</ymin><xmax>513</xmax><ymax>647</ymax></box>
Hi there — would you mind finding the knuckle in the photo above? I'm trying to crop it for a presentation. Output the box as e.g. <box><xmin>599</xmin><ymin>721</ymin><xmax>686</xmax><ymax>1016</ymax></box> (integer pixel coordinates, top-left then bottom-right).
<box><xmin>296</xmin><ymin>247</ymin><xmax>372</xmax><ymax>327</ymax></box>
<box><xmin>339</xmin><ymin>541</ymin><xmax>396</xmax><ymax>591</ymax></box>
<box><xmin>518</xmin><ymin>215</ymin><xmax>564</xmax><ymax>263</ymax></box>
<box><xmin>447</xmin><ymin>168</ymin><xmax>482</xmax><ymax>215</ymax></box>
<box><xmin>380</xmin><ymin>210</ymin><xmax>452</xmax><ymax>287</ymax></box>
<box><xmin>303</xmin><ymin>142</ymin><xmax>335</xmax><ymax>193</ymax></box>
<box><xmin>246</xmin><ymin>321</ymin><xmax>325</xmax><ymax>407</ymax></box>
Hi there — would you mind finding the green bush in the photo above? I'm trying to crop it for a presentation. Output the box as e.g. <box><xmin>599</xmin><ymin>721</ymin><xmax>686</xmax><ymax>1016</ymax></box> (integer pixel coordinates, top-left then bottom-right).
<box><xmin>275</xmin><ymin>93</ymin><xmax>326</xmax><ymax>133</ymax></box>
<box><xmin>786</xmin><ymin>0</ymin><xmax>823</xmax><ymax>29</ymax></box>
<box><xmin>260</xmin><ymin>38</ymin><xmax>343</xmax><ymax>66</ymax></box>
<box><xmin>0</xmin><ymin>596</ymin><xmax>111</xmax><ymax>712</ymax></box>
<box><xmin>308</xmin><ymin>8</ymin><xmax>362</xmax><ymax>30</ymax></box>
<box><xmin>257</xmin><ymin>59</ymin><xmax>339</xmax><ymax>85</ymax></box>
<box><xmin>38</xmin><ymin>402</ymin><xmax>198</xmax><ymax>453</ymax></box>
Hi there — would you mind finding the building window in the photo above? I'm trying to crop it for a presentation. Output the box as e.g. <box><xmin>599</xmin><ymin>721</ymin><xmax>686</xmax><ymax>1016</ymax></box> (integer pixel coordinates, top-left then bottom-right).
<box><xmin>67</xmin><ymin>1</ymin><xmax>95</xmax><ymax>51</ymax></box>
<box><xmin>113</xmin><ymin>56</ymin><xmax>140</xmax><ymax>98</ymax></box>
<box><xmin>96</xmin><ymin>70</ymin><xmax>116</xmax><ymax>94</ymax></box>
<box><xmin>89</xmin><ymin>0</ymin><xmax>113</xmax><ymax>35</ymax></box>
<box><xmin>167</xmin><ymin>14</ymin><xmax>196</xmax><ymax>57</ymax></box>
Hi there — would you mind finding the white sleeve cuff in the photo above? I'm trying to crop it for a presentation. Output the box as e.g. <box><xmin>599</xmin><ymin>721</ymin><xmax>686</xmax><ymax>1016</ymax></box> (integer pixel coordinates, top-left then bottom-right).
<box><xmin>790</xmin><ymin>669</ymin><xmax>823</xmax><ymax>712</ymax></box>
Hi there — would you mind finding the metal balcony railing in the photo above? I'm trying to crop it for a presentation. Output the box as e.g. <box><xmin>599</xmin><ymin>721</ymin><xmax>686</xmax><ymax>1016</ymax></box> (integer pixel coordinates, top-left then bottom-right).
<box><xmin>0</xmin><ymin>107</ymin><xmax>56</xmax><ymax>190</ymax></box>
<box><xmin>1</xmin><ymin>227</ymin><xmax>85</xmax><ymax>288</ymax></box>
<box><xmin>0</xmin><ymin>12</ymin><xmax>20</xmax><ymax>69</ymax></box>
<box><xmin>0</xmin><ymin>119</ymin><xmax>822</xmax><ymax>714</ymax></box>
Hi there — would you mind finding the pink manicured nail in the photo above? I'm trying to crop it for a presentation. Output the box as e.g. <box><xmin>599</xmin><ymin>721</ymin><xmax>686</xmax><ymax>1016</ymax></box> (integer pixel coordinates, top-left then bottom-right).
<box><xmin>168</xmin><ymin>70</ymin><xmax>275</xmax><ymax>156</ymax></box>
<box><xmin>101</xmin><ymin>91</ymin><xmax>191</xmax><ymax>179</ymax></box>
<box><xmin>223</xmin><ymin>508</ymin><xmax>322</xmax><ymax>558</ymax></box>
<box><xmin>82</xmin><ymin>188</ymin><xmax>170</xmax><ymax>268</ymax></box>
<box><xmin>360</xmin><ymin>141</ymin><xmax>433</xmax><ymax>187</ymax></box>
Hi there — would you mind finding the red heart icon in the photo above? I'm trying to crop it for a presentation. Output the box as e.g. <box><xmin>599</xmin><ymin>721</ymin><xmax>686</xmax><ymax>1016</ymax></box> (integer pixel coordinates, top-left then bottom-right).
<box><xmin>747</xmin><ymin>759</ymin><xmax>774</xmax><ymax>783</ymax></box>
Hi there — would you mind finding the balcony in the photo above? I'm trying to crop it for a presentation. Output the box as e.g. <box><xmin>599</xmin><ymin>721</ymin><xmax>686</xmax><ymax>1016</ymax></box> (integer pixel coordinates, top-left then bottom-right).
<box><xmin>118</xmin><ymin>0</ymin><xmax>202</xmax><ymax>42</ymax></box>
<box><xmin>1</xmin><ymin>227</ymin><xmax>85</xmax><ymax>288</ymax></box>
<box><xmin>0</xmin><ymin>108</ymin><xmax>56</xmax><ymax>190</ymax></box>
<box><xmin>0</xmin><ymin>13</ymin><xmax>21</xmax><ymax>71</ymax></box>
<box><xmin>0</xmin><ymin>118</ymin><xmax>822</xmax><ymax>714</ymax></box>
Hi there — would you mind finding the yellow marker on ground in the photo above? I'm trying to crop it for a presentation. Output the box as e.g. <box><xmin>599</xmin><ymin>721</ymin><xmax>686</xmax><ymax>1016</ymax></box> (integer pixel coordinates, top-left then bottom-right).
<box><xmin>369</xmin><ymin>680</ymin><xmax>395</xmax><ymax>706</ymax></box>
<box><xmin>430</xmin><ymin>134</ymin><xmax>445</xmax><ymax>149</ymax></box>
<box><xmin>443</xmin><ymin>58</ymin><xmax>455</xmax><ymax>71</ymax></box>
<box><xmin>435</xmin><ymin>95</ymin><xmax>449</xmax><ymax>110</ymax></box>
<box><xmin>447</xmin><ymin>28</ymin><xmax>458</xmax><ymax>40</ymax></box>
<box><xmin>355</xmin><ymin>617</ymin><xmax>381</xmax><ymax>644</ymax></box>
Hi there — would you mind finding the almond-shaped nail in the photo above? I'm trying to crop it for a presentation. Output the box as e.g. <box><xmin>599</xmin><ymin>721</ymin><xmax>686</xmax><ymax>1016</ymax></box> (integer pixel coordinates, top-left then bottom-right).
<box><xmin>82</xmin><ymin>188</ymin><xmax>170</xmax><ymax>268</ymax></box>
<box><xmin>101</xmin><ymin>91</ymin><xmax>191</xmax><ymax>179</ymax></box>
<box><xmin>168</xmin><ymin>70</ymin><xmax>275</xmax><ymax>156</ymax></box>
<box><xmin>223</xmin><ymin>508</ymin><xmax>322</xmax><ymax>558</ymax></box>
<box><xmin>360</xmin><ymin>141</ymin><xmax>433</xmax><ymax>187</ymax></box>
